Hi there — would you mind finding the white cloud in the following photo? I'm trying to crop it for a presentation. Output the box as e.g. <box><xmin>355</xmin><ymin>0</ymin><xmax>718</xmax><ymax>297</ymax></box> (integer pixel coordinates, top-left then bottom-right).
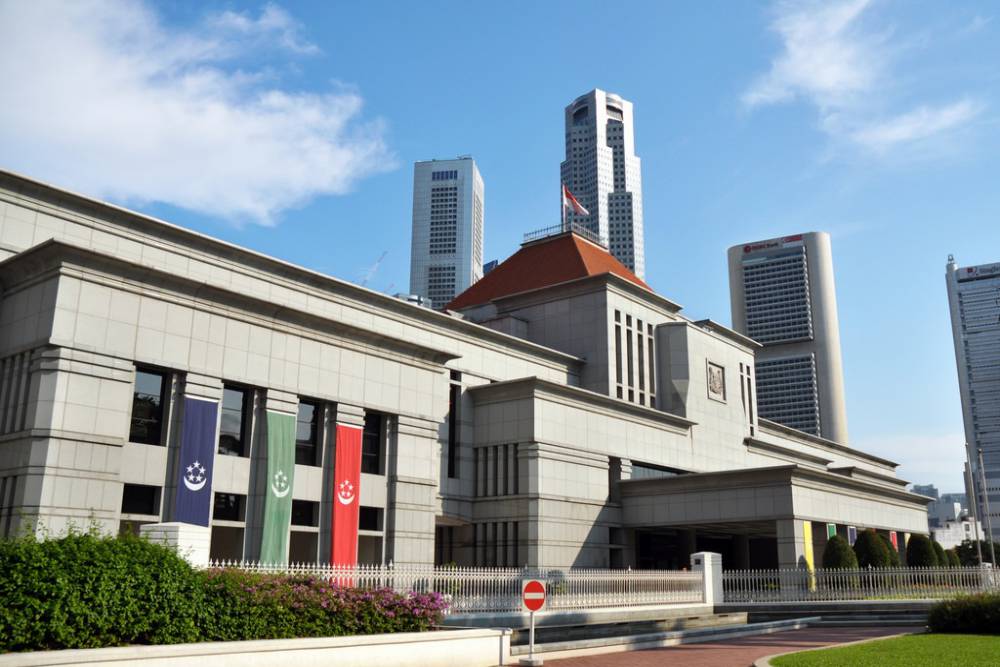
<box><xmin>206</xmin><ymin>3</ymin><xmax>320</xmax><ymax>55</ymax></box>
<box><xmin>853</xmin><ymin>432</ymin><xmax>968</xmax><ymax>492</ymax></box>
<box><xmin>851</xmin><ymin>99</ymin><xmax>983</xmax><ymax>150</ymax></box>
<box><xmin>0</xmin><ymin>0</ymin><xmax>393</xmax><ymax>225</ymax></box>
<box><xmin>744</xmin><ymin>0</ymin><xmax>877</xmax><ymax>109</ymax></box>
<box><xmin>744</xmin><ymin>0</ymin><xmax>984</xmax><ymax>153</ymax></box>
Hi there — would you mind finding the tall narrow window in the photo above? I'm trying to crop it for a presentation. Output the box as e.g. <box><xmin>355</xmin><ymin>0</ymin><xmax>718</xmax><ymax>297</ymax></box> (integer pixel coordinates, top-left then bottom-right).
<box><xmin>295</xmin><ymin>400</ymin><xmax>320</xmax><ymax>467</ymax></box>
<box><xmin>637</xmin><ymin>325</ymin><xmax>645</xmax><ymax>392</ymax></box>
<box><xmin>626</xmin><ymin>330</ymin><xmax>634</xmax><ymax>387</ymax></box>
<box><xmin>219</xmin><ymin>386</ymin><xmax>248</xmax><ymax>457</ymax></box>
<box><xmin>362</xmin><ymin>412</ymin><xmax>383</xmax><ymax>475</ymax></box>
<box><xmin>447</xmin><ymin>371</ymin><xmax>461</xmax><ymax>478</ymax></box>
<box><xmin>614</xmin><ymin>325</ymin><xmax>623</xmax><ymax>385</ymax></box>
<box><xmin>130</xmin><ymin>368</ymin><xmax>168</xmax><ymax>445</ymax></box>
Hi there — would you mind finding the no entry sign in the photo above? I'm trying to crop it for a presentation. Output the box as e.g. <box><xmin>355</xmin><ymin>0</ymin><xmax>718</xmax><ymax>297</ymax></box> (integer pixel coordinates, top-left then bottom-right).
<box><xmin>522</xmin><ymin>579</ymin><xmax>546</xmax><ymax>612</ymax></box>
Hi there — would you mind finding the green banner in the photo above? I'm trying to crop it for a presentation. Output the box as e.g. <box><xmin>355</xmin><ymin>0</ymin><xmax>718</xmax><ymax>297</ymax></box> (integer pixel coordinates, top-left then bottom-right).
<box><xmin>260</xmin><ymin>411</ymin><xmax>296</xmax><ymax>564</ymax></box>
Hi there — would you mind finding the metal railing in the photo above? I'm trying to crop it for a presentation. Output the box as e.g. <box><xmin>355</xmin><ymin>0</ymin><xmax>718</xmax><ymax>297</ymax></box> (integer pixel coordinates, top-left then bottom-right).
<box><xmin>208</xmin><ymin>560</ymin><xmax>704</xmax><ymax>614</ymax></box>
<box><xmin>522</xmin><ymin>222</ymin><xmax>608</xmax><ymax>248</ymax></box>
<box><xmin>723</xmin><ymin>566</ymin><xmax>999</xmax><ymax>603</ymax></box>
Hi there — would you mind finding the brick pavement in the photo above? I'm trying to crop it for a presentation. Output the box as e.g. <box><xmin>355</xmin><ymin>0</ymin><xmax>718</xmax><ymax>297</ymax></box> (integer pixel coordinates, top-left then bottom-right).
<box><xmin>545</xmin><ymin>626</ymin><xmax>920</xmax><ymax>666</ymax></box>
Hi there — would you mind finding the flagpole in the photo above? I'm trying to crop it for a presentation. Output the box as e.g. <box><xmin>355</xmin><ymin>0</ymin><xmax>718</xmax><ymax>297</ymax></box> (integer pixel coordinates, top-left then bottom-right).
<box><xmin>561</xmin><ymin>184</ymin><xmax>567</xmax><ymax>233</ymax></box>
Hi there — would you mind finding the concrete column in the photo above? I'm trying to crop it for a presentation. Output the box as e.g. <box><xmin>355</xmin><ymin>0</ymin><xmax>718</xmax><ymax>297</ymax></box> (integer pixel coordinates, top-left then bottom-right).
<box><xmin>735</xmin><ymin>534</ymin><xmax>751</xmax><ymax>569</ymax></box>
<box><xmin>681</xmin><ymin>528</ymin><xmax>698</xmax><ymax>562</ymax></box>
<box><xmin>776</xmin><ymin>518</ymin><xmax>811</xmax><ymax>569</ymax></box>
<box><xmin>385</xmin><ymin>413</ymin><xmax>438</xmax><ymax>565</ymax></box>
<box><xmin>141</xmin><ymin>522</ymin><xmax>210</xmax><ymax>567</ymax></box>
<box><xmin>691</xmin><ymin>551</ymin><xmax>723</xmax><ymax>605</ymax></box>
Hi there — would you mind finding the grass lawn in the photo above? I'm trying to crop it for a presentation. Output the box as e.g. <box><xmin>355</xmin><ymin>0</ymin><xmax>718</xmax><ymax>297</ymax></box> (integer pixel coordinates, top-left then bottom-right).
<box><xmin>770</xmin><ymin>634</ymin><xmax>1000</xmax><ymax>666</ymax></box>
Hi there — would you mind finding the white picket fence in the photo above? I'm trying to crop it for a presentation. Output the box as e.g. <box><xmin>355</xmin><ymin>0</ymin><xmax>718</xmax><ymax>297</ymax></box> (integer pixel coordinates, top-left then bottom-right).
<box><xmin>207</xmin><ymin>560</ymin><xmax>705</xmax><ymax>614</ymax></box>
<box><xmin>723</xmin><ymin>566</ymin><xmax>1000</xmax><ymax>603</ymax></box>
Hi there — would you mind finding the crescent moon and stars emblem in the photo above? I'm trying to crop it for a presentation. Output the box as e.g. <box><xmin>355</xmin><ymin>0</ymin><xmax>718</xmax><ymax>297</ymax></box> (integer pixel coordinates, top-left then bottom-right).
<box><xmin>183</xmin><ymin>461</ymin><xmax>207</xmax><ymax>492</ymax></box>
<box><xmin>271</xmin><ymin>469</ymin><xmax>291</xmax><ymax>498</ymax></box>
<box><xmin>337</xmin><ymin>479</ymin><xmax>356</xmax><ymax>505</ymax></box>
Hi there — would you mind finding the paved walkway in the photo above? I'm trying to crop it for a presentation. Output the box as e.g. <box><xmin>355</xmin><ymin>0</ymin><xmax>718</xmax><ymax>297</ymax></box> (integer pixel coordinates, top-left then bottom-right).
<box><xmin>546</xmin><ymin>626</ymin><xmax>920</xmax><ymax>666</ymax></box>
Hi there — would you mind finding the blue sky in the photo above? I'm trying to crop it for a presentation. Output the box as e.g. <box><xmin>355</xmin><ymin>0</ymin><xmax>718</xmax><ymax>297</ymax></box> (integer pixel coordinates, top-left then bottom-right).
<box><xmin>2</xmin><ymin>0</ymin><xmax>998</xmax><ymax>492</ymax></box>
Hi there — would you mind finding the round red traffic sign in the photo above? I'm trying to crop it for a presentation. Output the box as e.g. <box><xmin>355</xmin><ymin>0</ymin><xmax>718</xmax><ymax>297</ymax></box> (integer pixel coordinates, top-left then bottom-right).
<box><xmin>522</xmin><ymin>579</ymin><xmax>546</xmax><ymax>612</ymax></box>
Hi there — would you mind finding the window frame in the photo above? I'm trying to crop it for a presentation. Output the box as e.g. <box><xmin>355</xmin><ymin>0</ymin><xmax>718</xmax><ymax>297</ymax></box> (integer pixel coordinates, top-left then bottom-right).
<box><xmin>129</xmin><ymin>367</ymin><xmax>170</xmax><ymax>446</ymax></box>
<box><xmin>218</xmin><ymin>384</ymin><xmax>250</xmax><ymax>457</ymax></box>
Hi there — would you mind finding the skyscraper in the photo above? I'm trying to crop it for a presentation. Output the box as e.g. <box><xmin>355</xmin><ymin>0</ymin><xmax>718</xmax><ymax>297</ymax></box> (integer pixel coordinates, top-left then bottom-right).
<box><xmin>727</xmin><ymin>232</ymin><xmax>849</xmax><ymax>443</ymax></box>
<box><xmin>409</xmin><ymin>157</ymin><xmax>484</xmax><ymax>308</ymax></box>
<box><xmin>560</xmin><ymin>89</ymin><xmax>645</xmax><ymax>279</ymax></box>
<box><xmin>946</xmin><ymin>256</ymin><xmax>1000</xmax><ymax>540</ymax></box>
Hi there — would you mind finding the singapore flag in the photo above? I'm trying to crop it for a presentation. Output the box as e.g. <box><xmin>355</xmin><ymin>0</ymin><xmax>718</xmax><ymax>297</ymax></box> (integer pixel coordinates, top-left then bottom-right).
<box><xmin>562</xmin><ymin>185</ymin><xmax>590</xmax><ymax>216</ymax></box>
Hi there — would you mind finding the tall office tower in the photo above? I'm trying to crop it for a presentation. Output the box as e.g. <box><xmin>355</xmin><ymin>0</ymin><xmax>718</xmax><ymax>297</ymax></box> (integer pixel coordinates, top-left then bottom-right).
<box><xmin>560</xmin><ymin>89</ymin><xmax>646</xmax><ymax>279</ymax></box>
<box><xmin>727</xmin><ymin>232</ymin><xmax>849</xmax><ymax>443</ymax></box>
<box><xmin>946</xmin><ymin>256</ymin><xmax>1000</xmax><ymax>540</ymax></box>
<box><xmin>409</xmin><ymin>157</ymin><xmax>484</xmax><ymax>308</ymax></box>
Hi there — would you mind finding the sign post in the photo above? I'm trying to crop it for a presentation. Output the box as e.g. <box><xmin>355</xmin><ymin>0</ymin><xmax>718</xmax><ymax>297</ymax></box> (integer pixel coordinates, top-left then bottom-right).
<box><xmin>520</xmin><ymin>579</ymin><xmax>546</xmax><ymax>666</ymax></box>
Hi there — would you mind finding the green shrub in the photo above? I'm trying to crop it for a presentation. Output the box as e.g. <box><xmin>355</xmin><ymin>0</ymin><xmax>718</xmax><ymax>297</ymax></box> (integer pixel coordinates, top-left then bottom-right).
<box><xmin>853</xmin><ymin>529</ymin><xmax>891</xmax><ymax>568</ymax></box>
<box><xmin>932</xmin><ymin>540</ymin><xmax>947</xmax><ymax>568</ymax></box>
<box><xmin>879</xmin><ymin>534</ymin><xmax>901</xmax><ymax>567</ymax></box>
<box><xmin>956</xmin><ymin>539</ymin><xmax>1000</xmax><ymax>566</ymax></box>
<box><xmin>821</xmin><ymin>535</ymin><xmax>858</xmax><ymax>569</ymax></box>
<box><xmin>946</xmin><ymin>549</ymin><xmax>962</xmax><ymax>568</ymax></box>
<box><xmin>0</xmin><ymin>533</ymin><xmax>448</xmax><ymax>653</ymax></box>
<box><xmin>0</xmin><ymin>532</ymin><xmax>203</xmax><ymax>652</ymax></box>
<box><xmin>928</xmin><ymin>593</ymin><xmax>1000</xmax><ymax>634</ymax></box>
<box><xmin>907</xmin><ymin>534</ymin><xmax>938</xmax><ymax>567</ymax></box>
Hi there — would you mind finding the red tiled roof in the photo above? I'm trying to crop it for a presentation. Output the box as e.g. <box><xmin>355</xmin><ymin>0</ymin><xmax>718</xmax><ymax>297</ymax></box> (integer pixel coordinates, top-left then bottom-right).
<box><xmin>447</xmin><ymin>232</ymin><xmax>651</xmax><ymax>311</ymax></box>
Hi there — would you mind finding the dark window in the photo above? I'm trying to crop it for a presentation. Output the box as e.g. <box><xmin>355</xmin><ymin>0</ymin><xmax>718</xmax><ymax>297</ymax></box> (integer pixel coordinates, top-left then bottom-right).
<box><xmin>615</xmin><ymin>325</ymin><xmax>623</xmax><ymax>385</ymax></box>
<box><xmin>359</xmin><ymin>506</ymin><xmax>382</xmax><ymax>531</ymax></box>
<box><xmin>130</xmin><ymin>369</ymin><xmax>168</xmax><ymax>445</ymax></box>
<box><xmin>291</xmin><ymin>500</ymin><xmax>318</xmax><ymax>527</ymax></box>
<box><xmin>362</xmin><ymin>413</ymin><xmax>382</xmax><ymax>475</ymax></box>
<box><xmin>121</xmin><ymin>483</ymin><xmax>159</xmax><ymax>515</ymax></box>
<box><xmin>295</xmin><ymin>400</ymin><xmax>320</xmax><ymax>466</ymax></box>
<box><xmin>448</xmin><ymin>371</ymin><xmax>461</xmax><ymax>479</ymax></box>
<box><xmin>213</xmin><ymin>493</ymin><xmax>243</xmax><ymax>521</ymax></box>
<box><xmin>219</xmin><ymin>386</ymin><xmax>248</xmax><ymax>457</ymax></box>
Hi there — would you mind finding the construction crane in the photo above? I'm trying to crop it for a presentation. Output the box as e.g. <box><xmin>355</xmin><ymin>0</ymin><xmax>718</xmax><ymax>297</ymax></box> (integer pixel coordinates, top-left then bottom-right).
<box><xmin>361</xmin><ymin>251</ymin><xmax>387</xmax><ymax>287</ymax></box>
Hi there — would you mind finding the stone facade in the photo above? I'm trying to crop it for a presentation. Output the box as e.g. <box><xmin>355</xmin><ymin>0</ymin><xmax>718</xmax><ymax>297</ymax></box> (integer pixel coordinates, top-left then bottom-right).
<box><xmin>0</xmin><ymin>170</ymin><xmax>929</xmax><ymax>569</ymax></box>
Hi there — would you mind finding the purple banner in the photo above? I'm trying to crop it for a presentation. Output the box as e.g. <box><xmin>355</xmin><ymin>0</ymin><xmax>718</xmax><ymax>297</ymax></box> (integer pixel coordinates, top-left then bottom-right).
<box><xmin>174</xmin><ymin>397</ymin><xmax>219</xmax><ymax>526</ymax></box>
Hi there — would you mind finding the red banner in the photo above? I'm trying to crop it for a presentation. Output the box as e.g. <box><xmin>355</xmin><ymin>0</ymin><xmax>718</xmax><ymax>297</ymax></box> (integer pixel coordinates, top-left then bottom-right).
<box><xmin>331</xmin><ymin>424</ymin><xmax>362</xmax><ymax>566</ymax></box>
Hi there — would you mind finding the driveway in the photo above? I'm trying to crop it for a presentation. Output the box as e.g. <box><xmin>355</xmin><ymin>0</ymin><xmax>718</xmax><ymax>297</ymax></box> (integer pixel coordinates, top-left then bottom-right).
<box><xmin>545</xmin><ymin>626</ymin><xmax>919</xmax><ymax>666</ymax></box>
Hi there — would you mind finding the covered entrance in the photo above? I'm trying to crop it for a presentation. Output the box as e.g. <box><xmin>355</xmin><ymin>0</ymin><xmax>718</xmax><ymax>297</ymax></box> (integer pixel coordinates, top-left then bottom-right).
<box><xmin>619</xmin><ymin>464</ymin><xmax>930</xmax><ymax>569</ymax></box>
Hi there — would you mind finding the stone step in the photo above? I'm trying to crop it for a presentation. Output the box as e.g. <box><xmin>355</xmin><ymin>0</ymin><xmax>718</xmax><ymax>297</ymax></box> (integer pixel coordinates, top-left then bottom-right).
<box><xmin>510</xmin><ymin>617</ymin><xmax>821</xmax><ymax>656</ymax></box>
<box><xmin>512</xmin><ymin>612</ymin><xmax>747</xmax><ymax>646</ymax></box>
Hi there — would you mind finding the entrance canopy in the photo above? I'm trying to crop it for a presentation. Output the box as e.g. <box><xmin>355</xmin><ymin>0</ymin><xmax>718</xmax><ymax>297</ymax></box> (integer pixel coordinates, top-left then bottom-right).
<box><xmin>619</xmin><ymin>464</ymin><xmax>929</xmax><ymax>532</ymax></box>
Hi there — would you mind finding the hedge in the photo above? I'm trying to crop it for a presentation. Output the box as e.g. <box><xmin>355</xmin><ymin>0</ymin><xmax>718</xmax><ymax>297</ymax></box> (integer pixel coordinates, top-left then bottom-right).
<box><xmin>821</xmin><ymin>535</ymin><xmax>858</xmax><ymax>569</ymax></box>
<box><xmin>928</xmin><ymin>593</ymin><xmax>1000</xmax><ymax>634</ymax></box>
<box><xmin>0</xmin><ymin>533</ymin><xmax>447</xmax><ymax>653</ymax></box>
<box><xmin>907</xmin><ymin>534</ymin><xmax>938</xmax><ymax>567</ymax></box>
<box><xmin>946</xmin><ymin>549</ymin><xmax>962</xmax><ymax>568</ymax></box>
<box><xmin>853</xmin><ymin>529</ymin><xmax>891</xmax><ymax>568</ymax></box>
<box><xmin>932</xmin><ymin>540</ymin><xmax>948</xmax><ymax>568</ymax></box>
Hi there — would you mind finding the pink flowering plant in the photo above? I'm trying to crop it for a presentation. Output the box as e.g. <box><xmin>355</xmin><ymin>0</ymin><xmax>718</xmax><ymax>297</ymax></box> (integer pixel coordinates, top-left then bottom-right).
<box><xmin>200</xmin><ymin>569</ymin><xmax>449</xmax><ymax>641</ymax></box>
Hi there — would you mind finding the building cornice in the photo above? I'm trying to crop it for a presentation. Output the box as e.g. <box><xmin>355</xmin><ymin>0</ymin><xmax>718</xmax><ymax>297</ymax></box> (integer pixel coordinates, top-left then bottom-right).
<box><xmin>745</xmin><ymin>437</ymin><xmax>832</xmax><ymax>469</ymax></box>
<box><xmin>0</xmin><ymin>170</ymin><xmax>583</xmax><ymax>371</ymax></box>
<box><xmin>758</xmin><ymin>418</ymin><xmax>898</xmax><ymax>470</ymax></box>
<box><xmin>467</xmin><ymin>376</ymin><xmax>696</xmax><ymax>431</ymax></box>
<box><xmin>618</xmin><ymin>464</ymin><xmax>930</xmax><ymax>507</ymax></box>
<box><xmin>0</xmin><ymin>240</ymin><xmax>461</xmax><ymax>367</ymax></box>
